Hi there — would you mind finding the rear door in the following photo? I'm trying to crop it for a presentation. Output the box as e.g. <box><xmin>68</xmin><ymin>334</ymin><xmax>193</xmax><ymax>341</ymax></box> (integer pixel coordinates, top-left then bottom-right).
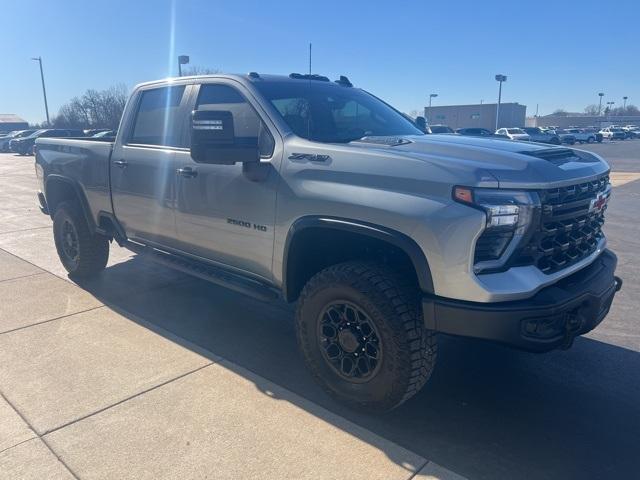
<box><xmin>173</xmin><ymin>81</ymin><xmax>281</xmax><ymax>280</ymax></box>
<box><xmin>111</xmin><ymin>84</ymin><xmax>191</xmax><ymax>247</ymax></box>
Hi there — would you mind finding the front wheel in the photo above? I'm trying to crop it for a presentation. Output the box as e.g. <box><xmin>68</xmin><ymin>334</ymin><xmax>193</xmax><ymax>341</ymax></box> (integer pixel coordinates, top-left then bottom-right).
<box><xmin>53</xmin><ymin>201</ymin><xmax>109</xmax><ymax>277</ymax></box>
<box><xmin>295</xmin><ymin>261</ymin><xmax>437</xmax><ymax>412</ymax></box>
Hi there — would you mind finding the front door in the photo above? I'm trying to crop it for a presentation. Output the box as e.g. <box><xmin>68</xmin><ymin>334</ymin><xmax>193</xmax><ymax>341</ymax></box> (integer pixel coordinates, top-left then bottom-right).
<box><xmin>174</xmin><ymin>81</ymin><xmax>281</xmax><ymax>280</ymax></box>
<box><xmin>111</xmin><ymin>84</ymin><xmax>191</xmax><ymax>247</ymax></box>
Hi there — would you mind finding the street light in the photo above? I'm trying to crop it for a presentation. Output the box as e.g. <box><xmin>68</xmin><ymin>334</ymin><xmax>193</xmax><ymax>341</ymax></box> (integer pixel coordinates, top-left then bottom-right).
<box><xmin>31</xmin><ymin>57</ymin><xmax>50</xmax><ymax>126</ymax></box>
<box><xmin>598</xmin><ymin>92</ymin><xmax>605</xmax><ymax>116</ymax></box>
<box><xmin>178</xmin><ymin>55</ymin><xmax>190</xmax><ymax>76</ymax></box>
<box><xmin>428</xmin><ymin>93</ymin><xmax>438</xmax><ymax>123</ymax></box>
<box><xmin>494</xmin><ymin>74</ymin><xmax>507</xmax><ymax>130</ymax></box>
<box><xmin>606</xmin><ymin>101</ymin><xmax>615</xmax><ymax>120</ymax></box>
<box><xmin>623</xmin><ymin>96</ymin><xmax>628</xmax><ymax>111</ymax></box>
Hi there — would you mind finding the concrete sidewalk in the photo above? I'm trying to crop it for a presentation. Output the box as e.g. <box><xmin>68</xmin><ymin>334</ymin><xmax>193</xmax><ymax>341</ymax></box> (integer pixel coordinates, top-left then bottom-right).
<box><xmin>0</xmin><ymin>155</ymin><xmax>465</xmax><ymax>479</ymax></box>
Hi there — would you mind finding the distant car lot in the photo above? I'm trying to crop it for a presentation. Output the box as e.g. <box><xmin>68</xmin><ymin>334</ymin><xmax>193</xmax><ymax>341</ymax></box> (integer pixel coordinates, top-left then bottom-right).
<box><xmin>1</xmin><ymin>139</ymin><xmax>639</xmax><ymax>479</ymax></box>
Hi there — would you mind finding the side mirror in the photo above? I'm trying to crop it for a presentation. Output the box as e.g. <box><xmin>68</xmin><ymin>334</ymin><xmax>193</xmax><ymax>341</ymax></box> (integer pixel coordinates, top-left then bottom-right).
<box><xmin>415</xmin><ymin>116</ymin><xmax>427</xmax><ymax>132</ymax></box>
<box><xmin>190</xmin><ymin>110</ymin><xmax>260</xmax><ymax>165</ymax></box>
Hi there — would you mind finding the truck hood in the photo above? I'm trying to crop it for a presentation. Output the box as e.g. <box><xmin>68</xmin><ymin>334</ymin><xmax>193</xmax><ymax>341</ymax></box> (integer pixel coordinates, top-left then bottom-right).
<box><xmin>353</xmin><ymin>134</ymin><xmax>610</xmax><ymax>188</ymax></box>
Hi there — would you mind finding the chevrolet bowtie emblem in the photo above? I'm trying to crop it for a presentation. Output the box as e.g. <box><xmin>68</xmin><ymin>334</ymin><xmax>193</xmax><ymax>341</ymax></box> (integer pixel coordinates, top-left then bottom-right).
<box><xmin>589</xmin><ymin>192</ymin><xmax>609</xmax><ymax>213</ymax></box>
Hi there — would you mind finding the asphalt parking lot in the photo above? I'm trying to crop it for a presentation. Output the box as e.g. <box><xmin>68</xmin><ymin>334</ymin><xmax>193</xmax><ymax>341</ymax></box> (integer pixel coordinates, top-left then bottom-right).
<box><xmin>1</xmin><ymin>140</ymin><xmax>639</xmax><ymax>479</ymax></box>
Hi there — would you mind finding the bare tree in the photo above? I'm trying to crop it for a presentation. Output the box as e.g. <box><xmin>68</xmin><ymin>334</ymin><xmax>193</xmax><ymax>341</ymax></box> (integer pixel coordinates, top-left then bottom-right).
<box><xmin>611</xmin><ymin>105</ymin><xmax>640</xmax><ymax>116</ymax></box>
<box><xmin>51</xmin><ymin>84</ymin><xmax>128</xmax><ymax>129</ymax></box>
<box><xmin>584</xmin><ymin>104</ymin><xmax>600</xmax><ymax>115</ymax></box>
<box><xmin>181</xmin><ymin>66</ymin><xmax>220</xmax><ymax>76</ymax></box>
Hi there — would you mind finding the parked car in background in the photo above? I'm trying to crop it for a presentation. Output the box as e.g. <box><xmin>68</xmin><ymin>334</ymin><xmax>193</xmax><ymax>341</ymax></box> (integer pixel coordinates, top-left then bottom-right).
<box><xmin>495</xmin><ymin>128</ymin><xmax>530</xmax><ymax>141</ymax></box>
<box><xmin>428</xmin><ymin>124</ymin><xmax>455</xmax><ymax>134</ymax></box>
<box><xmin>0</xmin><ymin>129</ymin><xmax>37</xmax><ymax>152</ymax></box>
<box><xmin>92</xmin><ymin>130</ymin><xmax>117</xmax><ymax>138</ymax></box>
<box><xmin>522</xmin><ymin>127</ymin><xmax>561</xmax><ymax>144</ymax></box>
<box><xmin>10</xmin><ymin>129</ymin><xmax>85</xmax><ymax>155</ymax></box>
<box><xmin>582</xmin><ymin>127</ymin><xmax>604</xmax><ymax>143</ymax></box>
<box><xmin>599</xmin><ymin>127</ymin><xmax>626</xmax><ymax>141</ymax></box>
<box><xmin>554</xmin><ymin>129</ymin><xmax>577</xmax><ymax>145</ymax></box>
<box><xmin>565</xmin><ymin>128</ymin><xmax>597</xmax><ymax>144</ymax></box>
<box><xmin>618</xmin><ymin>127</ymin><xmax>637</xmax><ymax>139</ymax></box>
<box><xmin>455</xmin><ymin>127</ymin><xmax>495</xmax><ymax>137</ymax></box>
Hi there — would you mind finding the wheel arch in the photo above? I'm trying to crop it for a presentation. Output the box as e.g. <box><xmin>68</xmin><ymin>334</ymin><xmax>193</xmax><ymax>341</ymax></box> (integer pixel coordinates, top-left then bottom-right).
<box><xmin>282</xmin><ymin>216</ymin><xmax>434</xmax><ymax>302</ymax></box>
<box><xmin>44</xmin><ymin>175</ymin><xmax>96</xmax><ymax>232</ymax></box>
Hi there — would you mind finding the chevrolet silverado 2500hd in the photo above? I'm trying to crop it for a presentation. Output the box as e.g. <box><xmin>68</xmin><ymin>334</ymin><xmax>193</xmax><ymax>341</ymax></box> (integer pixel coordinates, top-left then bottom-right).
<box><xmin>35</xmin><ymin>73</ymin><xmax>622</xmax><ymax>411</ymax></box>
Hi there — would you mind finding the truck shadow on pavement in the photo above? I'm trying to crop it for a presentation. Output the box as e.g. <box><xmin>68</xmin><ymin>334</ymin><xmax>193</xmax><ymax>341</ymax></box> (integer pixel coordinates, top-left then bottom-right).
<box><xmin>75</xmin><ymin>255</ymin><xmax>640</xmax><ymax>480</ymax></box>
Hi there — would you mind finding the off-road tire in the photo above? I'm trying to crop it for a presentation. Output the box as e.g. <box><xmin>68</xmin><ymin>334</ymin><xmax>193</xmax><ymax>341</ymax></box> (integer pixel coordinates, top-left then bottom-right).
<box><xmin>53</xmin><ymin>201</ymin><xmax>109</xmax><ymax>277</ymax></box>
<box><xmin>295</xmin><ymin>261</ymin><xmax>437</xmax><ymax>412</ymax></box>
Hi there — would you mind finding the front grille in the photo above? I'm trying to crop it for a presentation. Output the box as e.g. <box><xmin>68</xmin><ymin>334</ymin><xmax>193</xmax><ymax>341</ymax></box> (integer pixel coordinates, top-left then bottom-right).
<box><xmin>515</xmin><ymin>175</ymin><xmax>609</xmax><ymax>274</ymax></box>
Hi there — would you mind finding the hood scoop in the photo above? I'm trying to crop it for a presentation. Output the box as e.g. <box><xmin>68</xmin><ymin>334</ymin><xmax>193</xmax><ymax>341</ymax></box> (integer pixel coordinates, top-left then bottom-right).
<box><xmin>352</xmin><ymin>136</ymin><xmax>412</xmax><ymax>147</ymax></box>
<box><xmin>519</xmin><ymin>148</ymin><xmax>599</xmax><ymax>166</ymax></box>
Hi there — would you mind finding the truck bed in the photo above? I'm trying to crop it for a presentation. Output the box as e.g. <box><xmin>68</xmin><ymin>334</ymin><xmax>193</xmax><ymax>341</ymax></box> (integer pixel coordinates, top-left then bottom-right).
<box><xmin>35</xmin><ymin>137</ymin><xmax>115</xmax><ymax>223</ymax></box>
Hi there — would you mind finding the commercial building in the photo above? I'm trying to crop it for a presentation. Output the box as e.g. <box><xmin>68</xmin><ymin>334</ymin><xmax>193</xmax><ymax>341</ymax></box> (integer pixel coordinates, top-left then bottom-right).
<box><xmin>424</xmin><ymin>103</ymin><xmax>526</xmax><ymax>130</ymax></box>
<box><xmin>0</xmin><ymin>114</ymin><xmax>29</xmax><ymax>133</ymax></box>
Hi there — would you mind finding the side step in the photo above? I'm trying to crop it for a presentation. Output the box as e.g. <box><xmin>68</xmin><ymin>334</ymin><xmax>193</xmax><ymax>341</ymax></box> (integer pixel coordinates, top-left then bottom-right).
<box><xmin>125</xmin><ymin>242</ymin><xmax>280</xmax><ymax>302</ymax></box>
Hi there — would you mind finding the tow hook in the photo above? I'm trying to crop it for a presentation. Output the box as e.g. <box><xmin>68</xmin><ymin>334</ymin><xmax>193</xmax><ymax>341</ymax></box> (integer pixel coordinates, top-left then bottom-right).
<box><xmin>614</xmin><ymin>276</ymin><xmax>623</xmax><ymax>292</ymax></box>
<box><xmin>561</xmin><ymin>311</ymin><xmax>582</xmax><ymax>350</ymax></box>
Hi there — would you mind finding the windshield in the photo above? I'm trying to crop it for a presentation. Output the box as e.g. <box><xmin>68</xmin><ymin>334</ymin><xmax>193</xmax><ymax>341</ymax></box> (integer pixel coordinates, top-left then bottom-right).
<box><xmin>254</xmin><ymin>81</ymin><xmax>423</xmax><ymax>143</ymax></box>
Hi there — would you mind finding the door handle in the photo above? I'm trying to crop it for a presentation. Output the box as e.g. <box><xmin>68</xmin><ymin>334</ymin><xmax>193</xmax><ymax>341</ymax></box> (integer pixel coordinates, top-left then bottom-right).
<box><xmin>176</xmin><ymin>166</ymin><xmax>198</xmax><ymax>178</ymax></box>
<box><xmin>113</xmin><ymin>159</ymin><xmax>128</xmax><ymax>168</ymax></box>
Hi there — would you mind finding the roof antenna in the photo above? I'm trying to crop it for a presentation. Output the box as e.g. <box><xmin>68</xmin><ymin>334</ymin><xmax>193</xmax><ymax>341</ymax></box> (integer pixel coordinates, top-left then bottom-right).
<box><xmin>307</xmin><ymin>42</ymin><xmax>312</xmax><ymax>140</ymax></box>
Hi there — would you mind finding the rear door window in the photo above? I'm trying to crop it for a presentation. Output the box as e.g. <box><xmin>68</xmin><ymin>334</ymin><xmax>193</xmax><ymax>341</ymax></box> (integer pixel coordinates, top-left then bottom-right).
<box><xmin>130</xmin><ymin>86</ymin><xmax>187</xmax><ymax>147</ymax></box>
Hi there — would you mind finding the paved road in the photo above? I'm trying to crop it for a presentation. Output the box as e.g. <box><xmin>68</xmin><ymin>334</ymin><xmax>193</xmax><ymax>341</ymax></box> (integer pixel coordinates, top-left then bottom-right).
<box><xmin>1</xmin><ymin>141</ymin><xmax>639</xmax><ymax>479</ymax></box>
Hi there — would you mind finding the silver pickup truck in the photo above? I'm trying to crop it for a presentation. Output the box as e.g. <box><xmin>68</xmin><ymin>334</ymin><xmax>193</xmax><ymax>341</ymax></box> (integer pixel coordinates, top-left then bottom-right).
<box><xmin>35</xmin><ymin>73</ymin><xmax>621</xmax><ymax>411</ymax></box>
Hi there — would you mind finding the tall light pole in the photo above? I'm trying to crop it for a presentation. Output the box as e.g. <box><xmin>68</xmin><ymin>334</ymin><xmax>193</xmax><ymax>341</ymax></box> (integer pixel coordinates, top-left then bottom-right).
<box><xmin>31</xmin><ymin>57</ymin><xmax>50</xmax><ymax>126</ymax></box>
<box><xmin>623</xmin><ymin>96</ymin><xmax>628</xmax><ymax>112</ymax></box>
<box><xmin>606</xmin><ymin>101</ymin><xmax>614</xmax><ymax>121</ymax></box>
<box><xmin>598</xmin><ymin>92</ymin><xmax>605</xmax><ymax>116</ymax></box>
<box><xmin>494</xmin><ymin>74</ymin><xmax>507</xmax><ymax>130</ymax></box>
<box><xmin>428</xmin><ymin>93</ymin><xmax>438</xmax><ymax>123</ymax></box>
<box><xmin>178</xmin><ymin>55</ymin><xmax>190</xmax><ymax>76</ymax></box>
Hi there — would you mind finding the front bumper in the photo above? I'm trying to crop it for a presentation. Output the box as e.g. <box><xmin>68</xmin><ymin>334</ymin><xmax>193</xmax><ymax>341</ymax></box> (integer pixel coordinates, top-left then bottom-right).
<box><xmin>423</xmin><ymin>249</ymin><xmax>620</xmax><ymax>352</ymax></box>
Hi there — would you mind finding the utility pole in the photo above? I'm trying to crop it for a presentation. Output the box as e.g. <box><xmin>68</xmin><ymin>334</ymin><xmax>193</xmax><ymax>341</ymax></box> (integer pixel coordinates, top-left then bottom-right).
<box><xmin>31</xmin><ymin>57</ymin><xmax>50</xmax><ymax>126</ymax></box>
<box><xmin>494</xmin><ymin>74</ymin><xmax>507</xmax><ymax>130</ymax></box>
<box><xmin>428</xmin><ymin>93</ymin><xmax>438</xmax><ymax>123</ymax></box>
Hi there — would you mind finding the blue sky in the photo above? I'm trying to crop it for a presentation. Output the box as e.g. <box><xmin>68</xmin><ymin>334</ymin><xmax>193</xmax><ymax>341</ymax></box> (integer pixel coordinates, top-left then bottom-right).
<box><xmin>2</xmin><ymin>0</ymin><xmax>638</xmax><ymax>124</ymax></box>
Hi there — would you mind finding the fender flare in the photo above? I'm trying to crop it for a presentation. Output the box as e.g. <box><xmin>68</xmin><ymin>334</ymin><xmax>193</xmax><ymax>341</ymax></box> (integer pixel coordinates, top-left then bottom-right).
<box><xmin>282</xmin><ymin>216</ymin><xmax>434</xmax><ymax>300</ymax></box>
<box><xmin>44</xmin><ymin>175</ymin><xmax>96</xmax><ymax>232</ymax></box>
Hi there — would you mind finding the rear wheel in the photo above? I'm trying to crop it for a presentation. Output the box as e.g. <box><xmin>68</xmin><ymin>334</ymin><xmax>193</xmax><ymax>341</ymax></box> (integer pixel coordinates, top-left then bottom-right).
<box><xmin>295</xmin><ymin>261</ymin><xmax>437</xmax><ymax>412</ymax></box>
<box><xmin>53</xmin><ymin>201</ymin><xmax>109</xmax><ymax>277</ymax></box>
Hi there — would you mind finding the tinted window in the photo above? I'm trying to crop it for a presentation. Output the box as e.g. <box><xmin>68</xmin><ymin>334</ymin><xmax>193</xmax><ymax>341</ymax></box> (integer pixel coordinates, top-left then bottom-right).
<box><xmin>255</xmin><ymin>81</ymin><xmax>422</xmax><ymax>143</ymax></box>
<box><xmin>195</xmin><ymin>84</ymin><xmax>274</xmax><ymax>157</ymax></box>
<box><xmin>130</xmin><ymin>86</ymin><xmax>186</xmax><ymax>147</ymax></box>
<box><xmin>430</xmin><ymin>125</ymin><xmax>453</xmax><ymax>134</ymax></box>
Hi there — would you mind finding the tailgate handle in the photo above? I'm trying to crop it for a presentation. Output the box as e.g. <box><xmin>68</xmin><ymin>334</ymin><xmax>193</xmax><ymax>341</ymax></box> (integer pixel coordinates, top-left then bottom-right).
<box><xmin>113</xmin><ymin>159</ymin><xmax>128</xmax><ymax>168</ymax></box>
<box><xmin>177</xmin><ymin>166</ymin><xmax>198</xmax><ymax>178</ymax></box>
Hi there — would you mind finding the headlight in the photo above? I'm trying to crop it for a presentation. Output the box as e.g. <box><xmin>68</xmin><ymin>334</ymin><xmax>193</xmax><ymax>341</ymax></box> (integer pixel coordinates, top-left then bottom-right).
<box><xmin>453</xmin><ymin>186</ymin><xmax>540</xmax><ymax>272</ymax></box>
